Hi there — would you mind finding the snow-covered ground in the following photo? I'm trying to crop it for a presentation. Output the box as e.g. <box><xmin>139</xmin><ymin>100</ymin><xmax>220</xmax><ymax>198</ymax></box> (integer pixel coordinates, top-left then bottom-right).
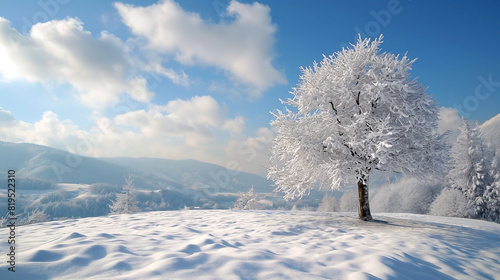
<box><xmin>1</xmin><ymin>210</ymin><xmax>499</xmax><ymax>279</ymax></box>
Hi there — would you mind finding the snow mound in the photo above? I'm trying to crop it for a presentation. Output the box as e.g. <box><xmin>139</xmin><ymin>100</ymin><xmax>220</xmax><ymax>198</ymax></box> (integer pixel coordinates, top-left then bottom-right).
<box><xmin>1</xmin><ymin>211</ymin><xmax>499</xmax><ymax>279</ymax></box>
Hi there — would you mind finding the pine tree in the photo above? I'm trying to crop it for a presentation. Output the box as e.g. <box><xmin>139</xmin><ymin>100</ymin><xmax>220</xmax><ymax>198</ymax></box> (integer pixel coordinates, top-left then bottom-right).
<box><xmin>109</xmin><ymin>175</ymin><xmax>140</xmax><ymax>214</ymax></box>
<box><xmin>268</xmin><ymin>36</ymin><xmax>448</xmax><ymax>221</ymax></box>
<box><xmin>447</xmin><ymin>119</ymin><xmax>488</xmax><ymax>219</ymax></box>
<box><xmin>485</xmin><ymin>153</ymin><xmax>500</xmax><ymax>222</ymax></box>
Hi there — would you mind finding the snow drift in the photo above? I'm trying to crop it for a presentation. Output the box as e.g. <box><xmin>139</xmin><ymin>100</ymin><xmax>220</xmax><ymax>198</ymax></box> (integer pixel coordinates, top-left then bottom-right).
<box><xmin>1</xmin><ymin>210</ymin><xmax>499</xmax><ymax>279</ymax></box>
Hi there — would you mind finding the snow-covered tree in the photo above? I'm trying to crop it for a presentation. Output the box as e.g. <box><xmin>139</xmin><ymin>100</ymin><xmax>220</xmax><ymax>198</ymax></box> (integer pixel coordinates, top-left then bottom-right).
<box><xmin>339</xmin><ymin>189</ymin><xmax>358</xmax><ymax>212</ymax></box>
<box><xmin>25</xmin><ymin>209</ymin><xmax>48</xmax><ymax>225</ymax></box>
<box><xmin>484</xmin><ymin>152</ymin><xmax>500</xmax><ymax>222</ymax></box>
<box><xmin>109</xmin><ymin>175</ymin><xmax>140</xmax><ymax>215</ymax></box>
<box><xmin>317</xmin><ymin>193</ymin><xmax>338</xmax><ymax>212</ymax></box>
<box><xmin>447</xmin><ymin>119</ymin><xmax>488</xmax><ymax>219</ymax></box>
<box><xmin>0</xmin><ymin>213</ymin><xmax>11</xmax><ymax>228</ymax></box>
<box><xmin>429</xmin><ymin>188</ymin><xmax>471</xmax><ymax>218</ymax></box>
<box><xmin>268</xmin><ymin>36</ymin><xmax>449</xmax><ymax>221</ymax></box>
<box><xmin>233</xmin><ymin>186</ymin><xmax>260</xmax><ymax>210</ymax></box>
<box><xmin>370</xmin><ymin>178</ymin><xmax>441</xmax><ymax>214</ymax></box>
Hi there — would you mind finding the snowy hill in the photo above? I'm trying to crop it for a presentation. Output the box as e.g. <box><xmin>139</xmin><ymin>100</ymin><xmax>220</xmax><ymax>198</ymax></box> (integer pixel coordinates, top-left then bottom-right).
<box><xmin>481</xmin><ymin>113</ymin><xmax>500</xmax><ymax>151</ymax></box>
<box><xmin>0</xmin><ymin>141</ymin><xmax>153</xmax><ymax>187</ymax></box>
<box><xmin>1</xmin><ymin>210</ymin><xmax>499</xmax><ymax>279</ymax></box>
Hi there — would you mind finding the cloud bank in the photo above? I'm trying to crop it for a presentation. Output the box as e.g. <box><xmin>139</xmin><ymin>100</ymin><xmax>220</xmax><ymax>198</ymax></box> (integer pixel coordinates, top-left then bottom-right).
<box><xmin>438</xmin><ymin>107</ymin><xmax>462</xmax><ymax>143</ymax></box>
<box><xmin>115</xmin><ymin>0</ymin><xmax>286</xmax><ymax>96</ymax></box>
<box><xmin>0</xmin><ymin>17</ymin><xmax>186</xmax><ymax>108</ymax></box>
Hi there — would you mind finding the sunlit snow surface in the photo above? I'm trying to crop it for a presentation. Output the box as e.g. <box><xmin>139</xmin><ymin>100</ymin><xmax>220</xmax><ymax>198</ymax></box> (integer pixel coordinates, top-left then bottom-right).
<box><xmin>1</xmin><ymin>211</ymin><xmax>499</xmax><ymax>279</ymax></box>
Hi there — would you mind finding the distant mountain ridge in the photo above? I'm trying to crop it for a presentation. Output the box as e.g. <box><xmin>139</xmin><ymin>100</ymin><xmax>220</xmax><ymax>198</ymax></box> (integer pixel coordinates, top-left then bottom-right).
<box><xmin>100</xmin><ymin>157</ymin><xmax>272</xmax><ymax>193</ymax></box>
<box><xmin>0</xmin><ymin>141</ymin><xmax>144</xmax><ymax>186</ymax></box>
<box><xmin>0</xmin><ymin>141</ymin><xmax>271</xmax><ymax>193</ymax></box>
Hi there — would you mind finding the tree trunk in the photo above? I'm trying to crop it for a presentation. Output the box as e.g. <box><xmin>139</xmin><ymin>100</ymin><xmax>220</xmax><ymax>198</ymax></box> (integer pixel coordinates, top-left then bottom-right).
<box><xmin>357</xmin><ymin>177</ymin><xmax>372</xmax><ymax>221</ymax></box>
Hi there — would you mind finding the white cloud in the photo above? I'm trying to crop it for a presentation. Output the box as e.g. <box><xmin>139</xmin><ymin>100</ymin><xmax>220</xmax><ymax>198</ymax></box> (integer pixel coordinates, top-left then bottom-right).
<box><xmin>438</xmin><ymin>107</ymin><xmax>461</xmax><ymax>143</ymax></box>
<box><xmin>98</xmin><ymin>95</ymin><xmax>242</xmax><ymax>161</ymax></box>
<box><xmin>115</xmin><ymin>0</ymin><xmax>286</xmax><ymax>96</ymax></box>
<box><xmin>147</xmin><ymin>61</ymin><xmax>189</xmax><ymax>87</ymax></box>
<box><xmin>222</xmin><ymin>117</ymin><xmax>245</xmax><ymax>135</ymax></box>
<box><xmin>0</xmin><ymin>110</ymin><xmax>91</xmax><ymax>152</ymax></box>
<box><xmin>162</xmin><ymin>95</ymin><xmax>225</xmax><ymax>128</ymax></box>
<box><xmin>113</xmin><ymin>95</ymin><xmax>226</xmax><ymax>145</ymax></box>
<box><xmin>438</xmin><ymin>107</ymin><xmax>461</xmax><ymax>133</ymax></box>
<box><xmin>225</xmin><ymin>127</ymin><xmax>274</xmax><ymax>176</ymax></box>
<box><xmin>0</xmin><ymin>107</ymin><xmax>15</xmax><ymax>123</ymax></box>
<box><xmin>0</xmin><ymin>17</ymin><xmax>185</xmax><ymax>108</ymax></box>
<box><xmin>0</xmin><ymin>17</ymin><xmax>150</xmax><ymax>108</ymax></box>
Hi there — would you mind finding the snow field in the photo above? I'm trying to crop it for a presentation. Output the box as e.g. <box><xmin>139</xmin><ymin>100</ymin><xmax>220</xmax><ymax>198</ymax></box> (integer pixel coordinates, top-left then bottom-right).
<box><xmin>1</xmin><ymin>210</ymin><xmax>499</xmax><ymax>279</ymax></box>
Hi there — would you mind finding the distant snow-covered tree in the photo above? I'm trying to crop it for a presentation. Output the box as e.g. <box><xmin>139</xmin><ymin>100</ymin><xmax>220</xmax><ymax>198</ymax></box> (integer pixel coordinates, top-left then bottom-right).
<box><xmin>317</xmin><ymin>194</ymin><xmax>338</xmax><ymax>212</ymax></box>
<box><xmin>268</xmin><ymin>35</ymin><xmax>449</xmax><ymax>221</ymax></box>
<box><xmin>109</xmin><ymin>175</ymin><xmax>140</xmax><ymax>215</ymax></box>
<box><xmin>0</xmin><ymin>213</ymin><xmax>11</xmax><ymax>228</ymax></box>
<box><xmin>429</xmin><ymin>188</ymin><xmax>471</xmax><ymax>218</ymax></box>
<box><xmin>24</xmin><ymin>209</ymin><xmax>48</xmax><ymax>225</ymax></box>
<box><xmin>447</xmin><ymin>119</ymin><xmax>488</xmax><ymax>219</ymax></box>
<box><xmin>339</xmin><ymin>189</ymin><xmax>358</xmax><ymax>212</ymax></box>
<box><xmin>233</xmin><ymin>186</ymin><xmax>260</xmax><ymax>210</ymax></box>
<box><xmin>370</xmin><ymin>178</ymin><xmax>441</xmax><ymax>214</ymax></box>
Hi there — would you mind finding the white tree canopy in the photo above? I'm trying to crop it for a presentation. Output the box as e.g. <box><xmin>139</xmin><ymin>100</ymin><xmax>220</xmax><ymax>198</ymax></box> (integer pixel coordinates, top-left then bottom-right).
<box><xmin>268</xmin><ymin>36</ymin><xmax>449</xmax><ymax>200</ymax></box>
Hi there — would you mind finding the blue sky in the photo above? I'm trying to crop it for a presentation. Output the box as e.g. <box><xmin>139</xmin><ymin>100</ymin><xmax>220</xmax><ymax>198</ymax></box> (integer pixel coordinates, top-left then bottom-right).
<box><xmin>0</xmin><ymin>0</ymin><xmax>499</xmax><ymax>176</ymax></box>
